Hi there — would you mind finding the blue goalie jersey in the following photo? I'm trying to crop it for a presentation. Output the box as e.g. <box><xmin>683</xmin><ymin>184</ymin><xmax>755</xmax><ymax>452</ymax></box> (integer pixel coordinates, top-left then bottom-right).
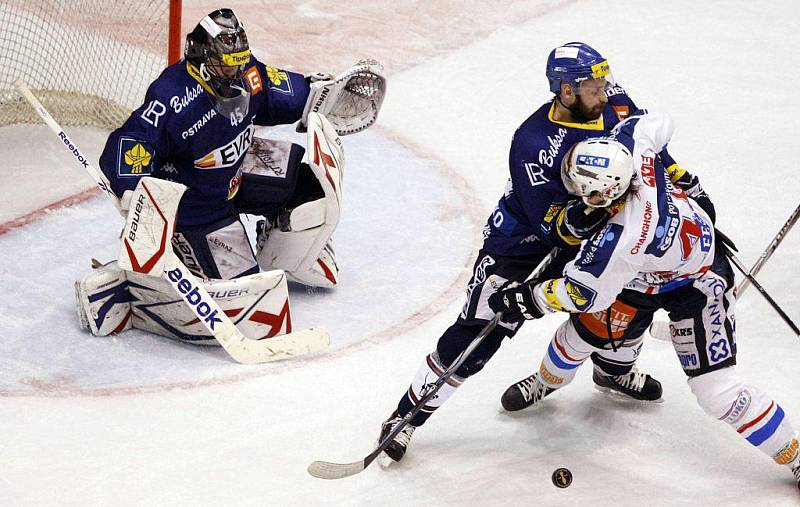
<box><xmin>99</xmin><ymin>56</ymin><xmax>310</xmax><ymax>227</ymax></box>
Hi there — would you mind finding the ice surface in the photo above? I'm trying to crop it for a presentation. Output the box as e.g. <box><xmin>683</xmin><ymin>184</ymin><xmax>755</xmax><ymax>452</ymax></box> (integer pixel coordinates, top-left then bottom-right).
<box><xmin>1</xmin><ymin>1</ymin><xmax>799</xmax><ymax>505</ymax></box>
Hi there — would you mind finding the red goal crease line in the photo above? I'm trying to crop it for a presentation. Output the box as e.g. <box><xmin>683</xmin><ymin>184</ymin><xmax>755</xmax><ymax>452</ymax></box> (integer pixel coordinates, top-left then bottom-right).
<box><xmin>0</xmin><ymin>187</ymin><xmax>100</xmax><ymax>236</ymax></box>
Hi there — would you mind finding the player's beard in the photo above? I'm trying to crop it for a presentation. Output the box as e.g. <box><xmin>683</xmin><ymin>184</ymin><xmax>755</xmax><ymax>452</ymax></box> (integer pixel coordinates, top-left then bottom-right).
<box><xmin>567</xmin><ymin>96</ymin><xmax>604</xmax><ymax>123</ymax></box>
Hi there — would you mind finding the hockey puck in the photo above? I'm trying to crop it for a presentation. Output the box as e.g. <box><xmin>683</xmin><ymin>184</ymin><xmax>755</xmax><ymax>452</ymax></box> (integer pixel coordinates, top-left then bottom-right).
<box><xmin>551</xmin><ymin>467</ymin><xmax>572</xmax><ymax>488</ymax></box>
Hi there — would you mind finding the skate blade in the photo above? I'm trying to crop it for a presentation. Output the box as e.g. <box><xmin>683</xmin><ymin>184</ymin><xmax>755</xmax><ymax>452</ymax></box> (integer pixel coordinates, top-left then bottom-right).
<box><xmin>593</xmin><ymin>384</ymin><xmax>664</xmax><ymax>404</ymax></box>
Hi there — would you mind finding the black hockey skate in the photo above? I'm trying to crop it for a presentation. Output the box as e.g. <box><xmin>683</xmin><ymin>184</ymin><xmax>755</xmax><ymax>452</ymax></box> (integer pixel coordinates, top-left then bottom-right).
<box><xmin>501</xmin><ymin>373</ymin><xmax>555</xmax><ymax>412</ymax></box>
<box><xmin>377</xmin><ymin>411</ymin><xmax>416</xmax><ymax>466</ymax></box>
<box><xmin>592</xmin><ymin>367</ymin><xmax>663</xmax><ymax>402</ymax></box>
<box><xmin>792</xmin><ymin>461</ymin><xmax>800</xmax><ymax>492</ymax></box>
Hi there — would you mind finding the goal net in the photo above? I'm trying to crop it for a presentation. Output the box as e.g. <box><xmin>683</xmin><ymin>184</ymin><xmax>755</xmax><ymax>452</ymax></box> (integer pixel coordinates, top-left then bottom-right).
<box><xmin>0</xmin><ymin>0</ymin><xmax>180</xmax><ymax>130</ymax></box>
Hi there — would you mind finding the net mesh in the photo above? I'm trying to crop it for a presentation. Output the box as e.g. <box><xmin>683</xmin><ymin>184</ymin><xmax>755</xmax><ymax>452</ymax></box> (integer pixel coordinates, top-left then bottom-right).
<box><xmin>0</xmin><ymin>0</ymin><xmax>171</xmax><ymax>129</ymax></box>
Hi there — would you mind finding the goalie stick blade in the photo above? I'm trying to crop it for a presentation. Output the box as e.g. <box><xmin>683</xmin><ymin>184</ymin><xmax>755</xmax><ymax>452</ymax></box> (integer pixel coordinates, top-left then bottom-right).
<box><xmin>307</xmin><ymin>459</ymin><xmax>367</xmax><ymax>480</ymax></box>
<box><xmin>648</xmin><ymin>320</ymin><xmax>672</xmax><ymax>341</ymax></box>
<box><xmin>226</xmin><ymin>327</ymin><xmax>331</xmax><ymax>365</ymax></box>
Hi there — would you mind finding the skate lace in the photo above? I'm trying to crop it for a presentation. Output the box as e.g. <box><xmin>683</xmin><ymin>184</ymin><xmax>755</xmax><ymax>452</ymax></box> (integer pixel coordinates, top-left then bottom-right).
<box><xmin>518</xmin><ymin>375</ymin><xmax>548</xmax><ymax>403</ymax></box>
<box><xmin>393</xmin><ymin>423</ymin><xmax>415</xmax><ymax>447</ymax></box>
<box><xmin>615</xmin><ymin>368</ymin><xmax>646</xmax><ymax>392</ymax></box>
<box><xmin>793</xmin><ymin>461</ymin><xmax>800</xmax><ymax>482</ymax></box>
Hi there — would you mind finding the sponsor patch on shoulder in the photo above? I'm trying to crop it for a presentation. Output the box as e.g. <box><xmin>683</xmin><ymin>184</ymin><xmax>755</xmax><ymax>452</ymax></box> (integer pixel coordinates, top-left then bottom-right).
<box><xmin>117</xmin><ymin>138</ymin><xmax>153</xmax><ymax>177</ymax></box>
<box><xmin>576</xmin><ymin>223</ymin><xmax>623</xmax><ymax>277</ymax></box>
<box><xmin>612</xmin><ymin>105</ymin><xmax>630</xmax><ymax>121</ymax></box>
<box><xmin>244</xmin><ymin>66</ymin><xmax>263</xmax><ymax>95</ymax></box>
<box><xmin>266</xmin><ymin>66</ymin><xmax>293</xmax><ymax>95</ymax></box>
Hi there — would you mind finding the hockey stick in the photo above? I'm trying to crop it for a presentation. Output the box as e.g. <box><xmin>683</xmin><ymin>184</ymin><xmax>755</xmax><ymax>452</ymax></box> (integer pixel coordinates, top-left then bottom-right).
<box><xmin>717</xmin><ymin>231</ymin><xmax>800</xmax><ymax>336</ymax></box>
<box><xmin>15</xmin><ymin>79</ymin><xmax>330</xmax><ymax>364</ymax></box>
<box><xmin>650</xmin><ymin>205</ymin><xmax>800</xmax><ymax>340</ymax></box>
<box><xmin>736</xmin><ymin>202</ymin><xmax>800</xmax><ymax>293</ymax></box>
<box><xmin>307</xmin><ymin>313</ymin><xmax>502</xmax><ymax>480</ymax></box>
<box><xmin>307</xmin><ymin>247</ymin><xmax>560</xmax><ymax>480</ymax></box>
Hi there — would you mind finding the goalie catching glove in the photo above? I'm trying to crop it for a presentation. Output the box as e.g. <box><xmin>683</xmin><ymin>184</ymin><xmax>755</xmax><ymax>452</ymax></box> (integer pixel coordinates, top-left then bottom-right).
<box><xmin>300</xmin><ymin>59</ymin><xmax>386</xmax><ymax>135</ymax></box>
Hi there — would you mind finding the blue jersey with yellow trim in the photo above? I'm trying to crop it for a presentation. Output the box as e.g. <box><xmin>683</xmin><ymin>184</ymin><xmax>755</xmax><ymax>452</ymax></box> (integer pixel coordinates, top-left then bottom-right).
<box><xmin>482</xmin><ymin>85</ymin><xmax>637</xmax><ymax>257</ymax></box>
<box><xmin>99</xmin><ymin>55</ymin><xmax>310</xmax><ymax>226</ymax></box>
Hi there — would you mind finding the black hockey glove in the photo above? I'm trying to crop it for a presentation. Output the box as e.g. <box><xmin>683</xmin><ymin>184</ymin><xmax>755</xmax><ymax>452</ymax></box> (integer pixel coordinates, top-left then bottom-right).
<box><xmin>714</xmin><ymin>228</ymin><xmax>739</xmax><ymax>258</ymax></box>
<box><xmin>671</xmin><ymin>168</ymin><xmax>716</xmax><ymax>224</ymax></box>
<box><xmin>559</xmin><ymin>199</ymin><xmax>612</xmax><ymax>241</ymax></box>
<box><xmin>488</xmin><ymin>281</ymin><xmax>546</xmax><ymax>324</ymax></box>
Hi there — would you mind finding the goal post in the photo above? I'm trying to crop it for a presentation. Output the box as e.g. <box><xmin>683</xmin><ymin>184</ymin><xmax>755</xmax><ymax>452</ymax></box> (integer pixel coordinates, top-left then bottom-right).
<box><xmin>0</xmin><ymin>0</ymin><xmax>182</xmax><ymax>130</ymax></box>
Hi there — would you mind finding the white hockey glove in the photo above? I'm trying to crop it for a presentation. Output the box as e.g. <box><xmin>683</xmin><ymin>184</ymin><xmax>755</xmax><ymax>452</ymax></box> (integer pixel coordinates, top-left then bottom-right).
<box><xmin>299</xmin><ymin>59</ymin><xmax>386</xmax><ymax>135</ymax></box>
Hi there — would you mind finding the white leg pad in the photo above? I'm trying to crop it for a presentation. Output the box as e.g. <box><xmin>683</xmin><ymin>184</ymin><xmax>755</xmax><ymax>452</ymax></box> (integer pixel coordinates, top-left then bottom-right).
<box><xmin>256</xmin><ymin>113</ymin><xmax>343</xmax><ymax>288</ymax></box>
<box><xmin>75</xmin><ymin>260</ymin><xmax>133</xmax><ymax>336</ymax></box>
<box><xmin>76</xmin><ymin>261</ymin><xmax>294</xmax><ymax>345</ymax></box>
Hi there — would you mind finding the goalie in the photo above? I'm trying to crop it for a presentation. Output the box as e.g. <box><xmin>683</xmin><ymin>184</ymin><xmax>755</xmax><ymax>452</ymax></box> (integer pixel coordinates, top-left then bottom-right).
<box><xmin>76</xmin><ymin>8</ymin><xmax>385</xmax><ymax>344</ymax></box>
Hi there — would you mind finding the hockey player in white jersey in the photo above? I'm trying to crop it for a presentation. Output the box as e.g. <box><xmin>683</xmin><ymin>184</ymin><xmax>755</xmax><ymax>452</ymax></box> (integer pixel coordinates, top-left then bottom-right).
<box><xmin>488</xmin><ymin>111</ymin><xmax>800</xmax><ymax>489</ymax></box>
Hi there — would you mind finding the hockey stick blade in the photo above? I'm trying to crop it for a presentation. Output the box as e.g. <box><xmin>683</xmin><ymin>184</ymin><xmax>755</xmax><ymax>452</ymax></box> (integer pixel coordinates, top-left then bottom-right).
<box><xmin>306</xmin><ymin>249</ymin><xmax>558</xmax><ymax>480</ymax></box>
<box><xmin>307</xmin><ymin>459</ymin><xmax>367</xmax><ymax>480</ymax></box>
<box><xmin>648</xmin><ymin>320</ymin><xmax>672</xmax><ymax>341</ymax></box>
<box><xmin>306</xmin><ymin>315</ymin><xmax>501</xmax><ymax>480</ymax></box>
<box><xmin>225</xmin><ymin>326</ymin><xmax>331</xmax><ymax>364</ymax></box>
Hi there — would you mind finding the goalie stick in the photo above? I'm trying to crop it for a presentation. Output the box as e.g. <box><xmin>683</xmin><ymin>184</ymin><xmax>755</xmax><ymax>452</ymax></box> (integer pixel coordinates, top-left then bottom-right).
<box><xmin>307</xmin><ymin>248</ymin><xmax>560</xmax><ymax>480</ymax></box>
<box><xmin>15</xmin><ymin>79</ymin><xmax>330</xmax><ymax>364</ymax></box>
<box><xmin>650</xmin><ymin>204</ymin><xmax>800</xmax><ymax>341</ymax></box>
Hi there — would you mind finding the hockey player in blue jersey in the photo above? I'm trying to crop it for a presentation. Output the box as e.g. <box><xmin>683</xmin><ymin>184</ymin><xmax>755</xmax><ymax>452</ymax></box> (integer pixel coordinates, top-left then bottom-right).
<box><xmin>98</xmin><ymin>8</ymin><xmax>384</xmax><ymax>286</ymax></box>
<box><xmin>75</xmin><ymin>8</ymin><xmax>385</xmax><ymax>346</ymax></box>
<box><xmin>375</xmin><ymin>42</ymin><xmax>711</xmax><ymax>464</ymax></box>
<box><xmin>488</xmin><ymin>111</ymin><xmax>800</xmax><ymax>490</ymax></box>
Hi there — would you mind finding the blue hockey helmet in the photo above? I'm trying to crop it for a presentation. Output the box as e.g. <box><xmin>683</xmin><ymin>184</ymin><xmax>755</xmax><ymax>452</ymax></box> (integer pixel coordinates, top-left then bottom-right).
<box><xmin>546</xmin><ymin>42</ymin><xmax>613</xmax><ymax>95</ymax></box>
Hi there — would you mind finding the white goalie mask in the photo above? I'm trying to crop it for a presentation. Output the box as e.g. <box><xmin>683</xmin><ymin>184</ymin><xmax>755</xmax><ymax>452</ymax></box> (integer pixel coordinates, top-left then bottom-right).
<box><xmin>561</xmin><ymin>138</ymin><xmax>634</xmax><ymax>208</ymax></box>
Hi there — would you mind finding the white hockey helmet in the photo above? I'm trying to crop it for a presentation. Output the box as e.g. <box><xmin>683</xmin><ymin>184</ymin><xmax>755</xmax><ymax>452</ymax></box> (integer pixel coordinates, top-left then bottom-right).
<box><xmin>561</xmin><ymin>137</ymin><xmax>634</xmax><ymax>208</ymax></box>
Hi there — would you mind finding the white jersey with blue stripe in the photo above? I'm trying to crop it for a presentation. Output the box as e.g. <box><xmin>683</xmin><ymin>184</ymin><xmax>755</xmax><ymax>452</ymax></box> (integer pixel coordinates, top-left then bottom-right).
<box><xmin>535</xmin><ymin>111</ymin><xmax>715</xmax><ymax>314</ymax></box>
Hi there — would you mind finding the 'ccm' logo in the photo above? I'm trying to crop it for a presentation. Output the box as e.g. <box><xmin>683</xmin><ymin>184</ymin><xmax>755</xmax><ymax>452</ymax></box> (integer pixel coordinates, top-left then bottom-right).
<box><xmin>167</xmin><ymin>267</ymin><xmax>223</xmax><ymax>330</ymax></box>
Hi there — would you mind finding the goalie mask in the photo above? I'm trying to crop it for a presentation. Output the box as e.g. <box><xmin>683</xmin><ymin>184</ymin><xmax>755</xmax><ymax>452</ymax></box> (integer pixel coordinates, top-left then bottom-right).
<box><xmin>185</xmin><ymin>8</ymin><xmax>252</xmax><ymax>120</ymax></box>
<box><xmin>561</xmin><ymin>138</ymin><xmax>634</xmax><ymax>208</ymax></box>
